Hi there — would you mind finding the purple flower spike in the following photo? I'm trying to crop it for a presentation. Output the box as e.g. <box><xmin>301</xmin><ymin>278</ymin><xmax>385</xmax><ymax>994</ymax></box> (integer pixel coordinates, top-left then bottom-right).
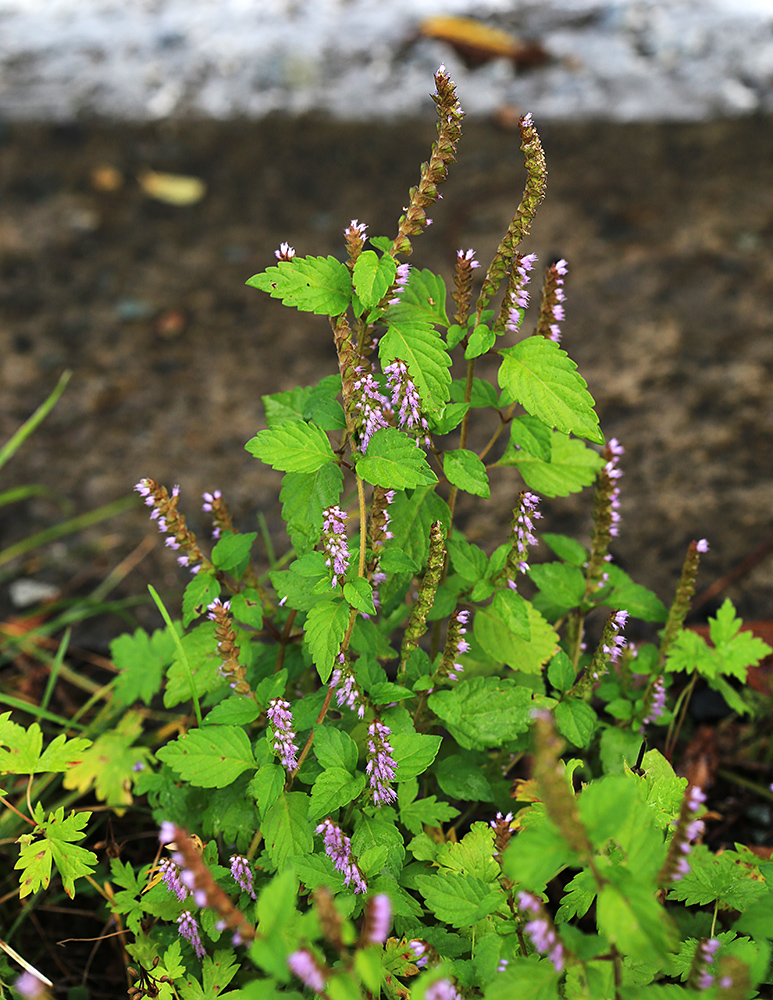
<box><xmin>425</xmin><ymin>979</ymin><xmax>462</xmax><ymax>1000</ymax></box>
<box><xmin>384</xmin><ymin>358</ymin><xmax>431</xmax><ymax>447</ymax></box>
<box><xmin>177</xmin><ymin>911</ymin><xmax>206</xmax><ymax>959</ymax></box>
<box><xmin>14</xmin><ymin>973</ymin><xmax>48</xmax><ymax>1000</ymax></box>
<box><xmin>316</xmin><ymin>818</ymin><xmax>368</xmax><ymax>893</ymax></box>
<box><xmin>696</xmin><ymin>538</ymin><xmax>709</xmax><ymax>553</ymax></box>
<box><xmin>275</xmin><ymin>243</ymin><xmax>295</xmax><ymax>261</ymax></box>
<box><xmin>366</xmin><ymin>893</ymin><xmax>392</xmax><ymax>943</ymax></box>
<box><xmin>288</xmin><ymin>950</ymin><xmax>326</xmax><ymax>993</ymax></box>
<box><xmin>230</xmin><ymin>855</ymin><xmax>257</xmax><ymax>900</ymax></box>
<box><xmin>352</xmin><ymin>367</ymin><xmax>391</xmax><ymax>452</ymax></box>
<box><xmin>160</xmin><ymin>858</ymin><xmax>188</xmax><ymax>901</ymax></box>
<box><xmin>321</xmin><ymin>504</ymin><xmax>350</xmax><ymax>588</ymax></box>
<box><xmin>267</xmin><ymin>697</ymin><xmax>299</xmax><ymax>773</ymax></box>
<box><xmin>367</xmin><ymin>720</ymin><xmax>398</xmax><ymax>806</ymax></box>
<box><xmin>506</xmin><ymin>491</ymin><xmax>542</xmax><ymax>589</ymax></box>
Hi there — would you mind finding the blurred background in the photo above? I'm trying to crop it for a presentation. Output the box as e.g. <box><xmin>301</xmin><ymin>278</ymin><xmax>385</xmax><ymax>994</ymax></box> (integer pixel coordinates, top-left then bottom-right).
<box><xmin>1</xmin><ymin>0</ymin><xmax>773</xmax><ymax>651</ymax></box>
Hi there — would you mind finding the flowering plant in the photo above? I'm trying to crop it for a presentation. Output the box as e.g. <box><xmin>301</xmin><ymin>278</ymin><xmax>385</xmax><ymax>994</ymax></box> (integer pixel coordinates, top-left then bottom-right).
<box><xmin>2</xmin><ymin>68</ymin><xmax>773</xmax><ymax>1000</ymax></box>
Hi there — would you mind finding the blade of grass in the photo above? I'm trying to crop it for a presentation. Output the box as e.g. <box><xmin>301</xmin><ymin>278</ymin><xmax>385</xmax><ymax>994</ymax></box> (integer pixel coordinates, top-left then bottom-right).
<box><xmin>147</xmin><ymin>585</ymin><xmax>202</xmax><ymax>727</ymax></box>
<box><xmin>0</xmin><ymin>495</ymin><xmax>136</xmax><ymax>569</ymax></box>
<box><xmin>40</xmin><ymin>627</ymin><xmax>71</xmax><ymax>715</ymax></box>
<box><xmin>0</xmin><ymin>370</ymin><xmax>71</xmax><ymax>472</ymax></box>
<box><xmin>0</xmin><ymin>693</ymin><xmax>87</xmax><ymax>731</ymax></box>
<box><xmin>0</xmin><ymin>485</ymin><xmax>74</xmax><ymax>515</ymax></box>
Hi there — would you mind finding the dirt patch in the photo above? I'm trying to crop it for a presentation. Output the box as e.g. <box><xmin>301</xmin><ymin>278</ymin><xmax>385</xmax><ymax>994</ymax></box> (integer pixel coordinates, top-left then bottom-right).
<box><xmin>1</xmin><ymin>115</ymin><xmax>772</xmax><ymax>642</ymax></box>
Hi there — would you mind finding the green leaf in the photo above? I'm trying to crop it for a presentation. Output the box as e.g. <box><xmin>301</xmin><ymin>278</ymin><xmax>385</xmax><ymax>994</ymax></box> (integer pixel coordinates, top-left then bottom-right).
<box><xmin>547</xmin><ymin>649</ymin><xmax>576</xmax><ymax>692</ymax></box>
<box><xmin>499</xmin><ymin>338</ymin><xmax>603</xmax><ymax>444</ymax></box>
<box><xmin>182</xmin><ymin>571</ymin><xmax>221</xmax><ymax>627</ymax></box>
<box><xmin>429</xmin><ymin>402</ymin><xmax>469</xmax><ymax>435</ymax></box>
<box><xmin>600</xmin><ymin>565</ymin><xmax>668</xmax><ymax>623</ymax></box>
<box><xmin>541</xmin><ymin>532</ymin><xmax>587</xmax><ymax>567</ymax></box>
<box><xmin>204</xmin><ymin>697</ymin><xmax>260</xmax><ymax>727</ymax></box>
<box><xmin>465</xmin><ymin>324</ymin><xmax>495</xmax><ymax>359</ymax></box>
<box><xmin>250</xmin><ymin>763</ymin><xmax>286</xmax><ymax>820</ymax></box>
<box><xmin>388</xmin><ymin>488</ymin><xmax>451</xmax><ymax>568</ymax></box>
<box><xmin>380</xmin><ymin>304</ymin><xmax>452</xmax><ymax>414</ymax></box>
<box><xmin>436</xmin><ymin>822</ymin><xmax>501</xmax><ymax>882</ymax></box>
<box><xmin>164</xmin><ymin>622</ymin><xmax>224</xmax><ymax>708</ymax></box>
<box><xmin>352</xmin><ymin>815</ymin><xmax>405</xmax><ymax>875</ymax></box>
<box><xmin>528</xmin><ymin>562</ymin><xmax>586</xmax><ymax>613</ymax></box>
<box><xmin>246</xmin><ymin>422</ymin><xmax>336</xmax><ymax>474</ymax></box>
<box><xmin>353</xmin><ymin>250</ymin><xmax>397</xmax><ymax>308</ymax></box>
<box><xmin>555</xmin><ymin>698</ymin><xmax>598</xmax><ymax>747</ymax></box>
<box><xmin>247</xmin><ymin>256</ymin><xmax>352</xmax><ymax>315</ymax></box>
<box><xmin>509</xmin><ymin>414</ymin><xmax>552</xmax><ymax>462</ymax></box>
<box><xmin>484</xmin><ymin>958</ymin><xmax>561</xmax><ymax>1000</ymax></box>
<box><xmin>63</xmin><ymin>711</ymin><xmax>150</xmax><ymax>809</ymax></box>
<box><xmin>428</xmin><ymin>677</ymin><xmax>533</xmax><ymax>751</ymax></box>
<box><xmin>596</xmin><ymin>869</ymin><xmax>678</xmax><ymax>965</ymax></box>
<box><xmin>399</xmin><ymin>794</ymin><xmax>459</xmax><ymax>836</ymax></box>
<box><xmin>667</xmin><ymin>845</ymin><xmax>767</xmax><ymax>910</ymax></box>
<box><xmin>211</xmin><ymin>531</ymin><xmax>258</xmax><ymax>575</ymax></box>
<box><xmin>303</xmin><ymin>375</ymin><xmax>346</xmax><ymax>430</ymax></box>
<box><xmin>16</xmin><ymin>806</ymin><xmax>97</xmax><ymax>899</ymax></box>
<box><xmin>474</xmin><ymin>599</ymin><xmax>557</xmax><ymax>673</ymax></box>
<box><xmin>263</xmin><ymin>386</ymin><xmax>311</xmax><ymax>426</ymax></box>
<box><xmin>291</xmin><ymin>853</ymin><xmax>343</xmax><ymax>893</ymax></box>
<box><xmin>499</xmin><ymin>429</ymin><xmax>604</xmax><ymax>497</ymax></box>
<box><xmin>308</xmin><ymin>769</ymin><xmax>366</xmax><ymax>822</ymax></box>
<box><xmin>390</xmin><ymin>732</ymin><xmax>442</xmax><ymax>781</ymax></box>
<box><xmin>344</xmin><ymin>578</ymin><xmax>376</xmax><ymax>615</ymax></box>
<box><xmin>443</xmin><ymin>449</ymin><xmax>490</xmax><ymax>498</ymax></box>
<box><xmin>356</xmin><ymin>428</ymin><xmax>437</xmax><ymax>489</ymax></box>
<box><xmin>502</xmin><ymin>818</ymin><xmax>574</xmax><ymax>892</ymax></box>
<box><xmin>263</xmin><ymin>792</ymin><xmax>313</xmax><ymax>872</ymax></box>
<box><xmin>313</xmin><ymin>726</ymin><xmax>357</xmax><ymax>773</ymax></box>
<box><xmin>0</xmin><ymin>713</ymin><xmax>91</xmax><ymax>775</ymax></box>
<box><xmin>434</xmin><ymin>754</ymin><xmax>494</xmax><ymax>802</ymax></box>
<box><xmin>415</xmin><ymin>871</ymin><xmax>503</xmax><ymax>928</ymax></box>
<box><xmin>304</xmin><ymin>598</ymin><xmax>350</xmax><ymax>683</ymax></box>
<box><xmin>111</xmin><ymin>625</ymin><xmax>176</xmax><ymax>708</ymax></box>
<box><xmin>401</xmin><ymin>268</ymin><xmax>449</xmax><ymax>326</ymax></box>
<box><xmin>447</xmin><ymin>536</ymin><xmax>489</xmax><ymax>583</ymax></box>
<box><xmin>155</xmin><ymin>726</ymin><xmax>256</xmax><ymax>788</ymax></box>
<box><xmin>450</xmin><ymin>377</ymin><xmax>499</xmax><ymax>409</ymax></box>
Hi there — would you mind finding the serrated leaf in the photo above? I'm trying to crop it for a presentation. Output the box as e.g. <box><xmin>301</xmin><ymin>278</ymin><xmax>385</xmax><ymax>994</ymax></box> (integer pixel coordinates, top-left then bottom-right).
<box><xmin>211</xmin><ymin>531</ymin><xmax>258</xmax><ymax>575</ymax></box>
<box><xmin>263</xmin><ymin>792</ymin><xmax>313</xmax><ymax>871</ymax></box>
<box><xmin>246</xmin><ymin>422</ymin><xmax>336</xmax><ymax>474</ymax></box>
<box><xmin>446</xmin><ymin>536</ymin><xmax>488</xmax><ymax>583</ymax></box>
<box><xmin>597</xmin><ymin>869</ymin><xmax>678</xmax><ymax>965</ymax></box>
<box><xmin>401</xmin><ymin>268</ymin><xmax>449</xmax><ymax>326</ymax></box>
<box><xmin>547</xmin><ymin>650</ymin><xmax>576</xmax><ymax>693</ymax></box>
<box><xmin>528</xmin><ymin>562</ymin><xmax>586</xmax><ymax>613</ymax></box>
<box><xmin>204</xmin><ymin>697</ymin><xmax>260</xmax><ymax>727</ymax></box>
<box><xmin>247</xmin><ymin>256</ymin><xmax>352</xmax><ymax>315</ymax></box>
<box><xmin>436</xmin><ymin>822</ymin><xmax>501</xmax><ymax>882</ymax></box>
<box><xmin>667</xmin><ymin>844</ymin><xmax>767</xmax><ymax>910</ymax></box>
<box><xmin>416</xmin><ymin>871</ymin><xmax>503</xmax><ymax>928</ymax></box>
<box><xmin>599</xmin><ymin>564</ymin><xmax>668</xmax><ymax>622</ymax></box>
<box><xmin>356</xmin><ymin>427</ymin><xmax>437</xmax><ymax>489</ymax></box>
<box><xmin>62</xmin><ymin>711</ymin><xmax>149</xmax><ymax>811</ymax></box>
<box><xmin>465</xmin><ymin>324</ymin><xmax>495</xmax><ymax>359</ymax></box>
<box><xmin>541</xmin><ymin>532</ymin><xmax>587</xmax><ymax>567</ymax></box>
<box><xmin>304</xmin><ymin>599</ymin><xmax>350</xmax><ymax>683</ymax></box>
<box><xmin>111</xmin><ymin>625</ymin><xmax>177</xmax><ymax>707</ymax></box>
<box><xmin>352</xmin><ymin>815</ymin><xmax>405</xmax><ymax>875</ymax></box>
<box><xmin>155</xmin><ymin>726</ymin><xmax>256</xmax><ymax>788</ymax></box>
<box><xmin>429</xmin><ymin>401</ymin><xmax>469</xmax><ymax>436</ymax></box>
<box><xmin>380</xmin><ymin>304</ymin><xmax>452</xmax><ymax>414</ymax></box>
<box><xmin>555</xmin><ymin>699</ymin><xmax>597</xmax><ymax>748</ymax></box>
<box><xmin>390</xmin><ymin>732</ymin><xmax>442</xmax><ymax>781</ymax></box>
<box><xmin>428</xmin><ymin>677</ymin><xmax>533</xmax><ymax>750</ymax></box>
<box><xmin>500</xmin><ymin>429</ymin><xmax>604</xmax><ymax>497</ymax></box>
<box><xmin>250</xmin><ymin>763</ymin><xmax>286</xmax><ymax>820</ymax></box>
<box><xmin>0</xmin><ymin>713</ymin><xmax>91</xmax><ymax>775</ymax></box>
<box><xmin>344</xmin><ymin>578</ymin><xmax>377</xmax><ymax>615</ymax></box>
<box><xmin>263</xmin><ymin>385</ymin><xmax>311</xmax><ymax>426</ymax></box>
<box><xmin>353</xmin><ymin>250</ymin><xmax>397</xmax><ymax>309</ymax></box>
<box><xmin>499</xmin><ymin>338</ymin><xmax>603</xmax><ymax>444</ymax></box>
<box><xmin>434</xmin><ymin>755</ymin><xmax>495</xmax><ymax>802</ymax></box>
<box><xmin>443</xmin><ymin>449</ymin><xmax>490</xmax><ymax>498</ymax></box>
<box><xmin>484</xmin><ymin>958</ymin><xmax>561</xmax><ymax>1000</ymax></box>
<box><xmin>313</xmin><ymin>726</ymin><xmax>357</xmax><ymax>773</ymax></box>
<box><xmin>450</xmin><ymin>377</ymin><xmax>499</xmax><ymax>409</ymax></box>
<box><xmin>182</xmin><ymin>571</ymin><xmax>221</xmax><ymax>627</ymax></box>
<box><xmin>387</xmin><ymin>488</ymin><xmax>451</xmax><ymax>568</ymax></box>
<box><xmin>308</xmin><ymin>769</ymin><xmax>366</xmax><ymax>822</ymax></box>
<box><xmin>475</xmin><ymin>599</ymin><xmax>557</xmax><ymax>673</ymax></box>
<box><xmin>509</xmin><ymin>414</ymin><xmax>552</xmax><ymax>462</ymax></box>
<box><xmin>399</xmin><ymin>794</ymin><xmax>459</xmax><ymax>836</ymax></box>
<box><xmin>16</xmin><ymin>807</ymin><xmax>97</xmax><ymax>899</ymax></box>
<box><xmin>164</xmin><ymin>622</ymin><xmax>224</xmax><ymax>708</ymax></box>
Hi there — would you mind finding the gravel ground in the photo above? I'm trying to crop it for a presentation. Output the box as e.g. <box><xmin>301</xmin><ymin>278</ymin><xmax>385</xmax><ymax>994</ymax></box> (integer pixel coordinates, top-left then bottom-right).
<box><xmin>1</xmin><ymin>0</ymin><xmax>773</xmax><ymax>122</ymax></box>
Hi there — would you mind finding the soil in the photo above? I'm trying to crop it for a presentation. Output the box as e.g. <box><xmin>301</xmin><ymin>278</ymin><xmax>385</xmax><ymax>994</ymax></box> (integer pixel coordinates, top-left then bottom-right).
<box><xmin>0</xmin><ymin>110</ymin><xmax>772</xmax><ymax>996</ymax></box>
<box><xmin>2</xmin><ymin>115</ymin><xmax>772</xmax><ymax>638</ymax></box>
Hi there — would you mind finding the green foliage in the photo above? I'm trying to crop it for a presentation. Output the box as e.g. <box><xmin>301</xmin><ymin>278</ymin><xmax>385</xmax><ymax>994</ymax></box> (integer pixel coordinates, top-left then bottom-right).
<box><xmin>5</xmin><ymin>71</ymin><xmax>769</xmax><ymax>1000</ymax></box>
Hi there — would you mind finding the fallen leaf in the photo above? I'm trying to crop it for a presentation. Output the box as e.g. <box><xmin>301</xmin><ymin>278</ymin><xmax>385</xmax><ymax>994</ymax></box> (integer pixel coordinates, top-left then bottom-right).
<box><xmin>138</xmin><ymin>169</ymin><xmax>206</xmax><ymax>206</ymax></box>
<box><xmin>420</xmin><ymin>16</ymin><xmax>548</xmax><ymax>69</ymax></box>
